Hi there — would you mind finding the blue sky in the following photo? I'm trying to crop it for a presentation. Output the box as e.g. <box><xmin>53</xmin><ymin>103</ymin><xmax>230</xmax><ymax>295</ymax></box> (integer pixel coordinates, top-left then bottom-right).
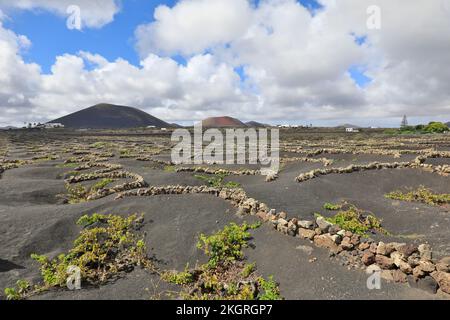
<box><xmin>3</xmin><ymin>0</ymin><xmax>177</xmax><ymax>73</ymax></box>
<box><xmin>0</xmin><ymin>0</ymin><xmax>447</xmax><ymax>127</ymax></box>
<box><xmin>4</xmin><ymin>0</ymin><xmax>325</xmax><ymax>73</ymax></box>
<box><xmin>3</xmin><ymin>0</ymin><xmax>369</xmax><ymax>87</ymax></box>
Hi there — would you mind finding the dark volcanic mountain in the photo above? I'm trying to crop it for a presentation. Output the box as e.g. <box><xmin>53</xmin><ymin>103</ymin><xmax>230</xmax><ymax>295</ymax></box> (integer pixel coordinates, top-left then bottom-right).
<box><xmin>49</xmin><ymin>103</ymin><xmax>171</xmax><ymax>129</ymax></box>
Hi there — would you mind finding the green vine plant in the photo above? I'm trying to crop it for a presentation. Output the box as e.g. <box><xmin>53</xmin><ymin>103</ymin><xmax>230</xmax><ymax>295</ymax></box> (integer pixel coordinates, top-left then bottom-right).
<box><xmin>385</xmin><ymin>186</ymin><xmax>450</xmax><ymax>206</ymax></box>
<box><xmin>194</xmin><ymin>173</ymin><xmax>241</xmax><ymax>189</ymax></box>
<box><xmin>160</xmin><ymin>222</ymin><xmax>282</xmax><ymax>300</ymax></box>
<box><xmin>317</xmin><ymin>203</ymin><xmax>389</xmax><ymax>236</ymax></box>
<box><xmin>64</xmin><ymin>178</ymin><xmax>115</xmax><ymax>204</ymax></box>
<box><xmin>3</xmin><ymin>218</ymin><xmax>280</xmax><ymax>300</ymax></box>
<box><xmin>3</xmin><ymin>213</ymin><xmax>154</xmax><ymax>300</ymax></box>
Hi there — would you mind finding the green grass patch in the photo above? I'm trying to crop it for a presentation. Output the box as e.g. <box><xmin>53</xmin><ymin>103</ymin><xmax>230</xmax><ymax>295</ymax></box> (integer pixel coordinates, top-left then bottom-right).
<box><xmin>162</xmin><ymin>222</ymin><xmax>282</xmax><ymax>300</ymax></box>
<box><xmin>4</xmin><ymin>280</ymin><xmax>31</xmax><ymax>300</ymax></box>
<box><xmin>91</xmin><ymin>178</ymin><xmax>115</xmax><ymax>192</ymax></box>
<box><xmin>323</xmin><ymin>202</ymin><xmax>343</xmax><ymax>210</ymax></box>
<box><xmin>161</xmin><ymin>265</ymin><xmax>195</xmax><ymax>285</ymax></box>
<box><xmin>90</xmin><ymin>142</ymin><xmax>108</xmax><ymax>149</ymax></box>
<box><xmin>65</xmin><ymin>183</ymin><xmax>88</xmax><ymax>204</ymax></box>
<box><xmin>194</xmin><ymin>173</ymin><xmax>241</xmax><ymax>189</ymax></box>
<box><xmin>31</xmin><ymin>214</ymin><xmax>149</xmax><ymax>289</ymax></box>
<box><xmin>64</xmin><ymin>179</ymin><xmax>115</xmax><ymax>203</ymax></box>
<box><xmin>318</xmin><ymin>206</ymin><xmax>388</xmax><ymax>236</ymax></box>
<box><xmin>241</xmin><ymin>262</ymin><xmax>256</xmax><ymax>278</ymax></box>
<box><xmin>257</xmin><ymin>276</ymin><xmax>282</xmax><ymax>300</ymax></box>
<box><xmin>163</xmin><ymin>165</ymin><xmax>176</xmax><ymax>172</ymax></box>
<box><xmin>385</xmin><ymin>186</ymin><xmax>450</xmax><ymax>206</ymax></box>
<box><xmin>197</xmin><ymin>222</ymin><xmax>260</xmax><ymax>269</ymax></box>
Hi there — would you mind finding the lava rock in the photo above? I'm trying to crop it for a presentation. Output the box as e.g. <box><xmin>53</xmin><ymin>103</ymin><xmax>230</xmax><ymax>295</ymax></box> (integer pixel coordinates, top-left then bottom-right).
<box><xmin>431</xmin><ymin>271</ymin><xmax>450</xmax><ymax>294</ymax></box>
<box><xmin>340</xmin><ymin>237</ymin><xmax>354</xmax><ymax>250</ymax></box>
<box><xmin>397</xmin><ymin>244</ymin><xmax>418</xmax><ymax>258</ymax></box>
<box><xmin>362</xmin><ymin>251</ymin><xmax>376</xmax><ymax>266</ymax></box>
<box><xmin>314</xmin><ymin>234</ymin><xmax>341</xmax><ymax>253</ymax></box>
<box><xmin>316</xmin><ymin>216</ymin><xmax>333</xmax><ymax>232</ymax></box>
<box><xmin>375</xmin><ymin>255</ymin><xmax>396</xmax><ymax>269</ymax></box>
<box><xmin>298</xmin><ymin>228</ymin><xmax>316</xmax><ymax>240</ymax></box>
<box><xmin>298</xmin><ymin>220</ymin><xmax>315</xmax><ymax>230</ymax></box>
<box><xmin>418</xmin><ymin>244</ymin><xmax>432</xmax><ymax>261</ymax></box>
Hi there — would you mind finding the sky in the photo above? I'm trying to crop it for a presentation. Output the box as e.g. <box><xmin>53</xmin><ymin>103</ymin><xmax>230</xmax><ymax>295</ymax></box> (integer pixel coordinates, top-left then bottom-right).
<box><xmin>0</xmin><ymin>0</ymin><xmax>449</xmax><ymax>127</ymax></box>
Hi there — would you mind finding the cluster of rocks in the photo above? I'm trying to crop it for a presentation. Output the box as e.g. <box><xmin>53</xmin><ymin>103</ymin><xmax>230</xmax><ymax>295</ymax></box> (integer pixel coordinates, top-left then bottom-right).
<box><xmin>61</xmin><ymin>160</ymin><xmax>148</xmax><ymax>201</ymax></box>
<box><xmin>175</xmin><ymin>166</ymin><xmax>259</xmax><ymax>176</ymax></box>
<box><xmin>281</xmin><ymin>156</ymin><xmax>334</xmax><ymax>166</ymax></box>
<box><xmin>265</xmin><ymin>213</ymin><xmax>450</xmax><ymax>296</ymax></box>
<box><xmin>72</xmin><ymin>150</ymin><xmax>91</xmax><ymax>155</ymax></box>
<box><xmin>72</xmin><ymin>162</ymin><xmax>122</xmax><ymax>174</ymax></box>
<box><xmin>119</xmin><ymin>152</ymin><xmax>138</xmax><ymax>159</ymax></box>
<box><xmin>414</xmin><ymin>163</ymin><xmax>450</xmax><ymax>176</ymax></box>
<box><xmin>115</xmin><ymin>185</ymin><xmax>265</xmax><ymax>218</ymax></box>
<box><xmin>0</xmin><ymin>159</ymin><xmax>31</xmax><ymax>176</ymax></box>
<box><xmin>87</xmin><ymin>172</ymin><xmax>147</xmax><ymax>200</ymax></box>
<box><xmin>31</xmin><ymin>154</ymin><xmax>58</xmax><ymax>161</ymax></box>
<box><xmin>64</xmin><ymin>154</ymin><xmax>111</xmax><ymax>164</ymax></box>
<box><xmin>116</xmin><ymin>183</ymin><xmax>450</xmax><ymax>297</ymax></box>
<box><xmin>65</xmin><ymin>169</ymin><xmax>131</xmax><ymax>183</ymax></box>
<box><xmin>419</xmin><ymin>150</ymin><xmax>450</xmax><ymax>158</ymax></box>
<box><xmin>285</xmin><ymin>147</ymin><xmax>405</xmax><ymax>158</ymax></box>
<box><xmin>407</xmin><ymin>155</ymin><xmax>450</xmax><ymax>177</ymax></box>
<box><xmin>284</xmin><ymin>145</ymin><xmax>450</xmax><ymax>160</ymax></box>
<box><xmin>295</xmin><ymin>161</ymin><xmax>411</xmax><ymax>183</ymax></box>
<box><xmin>265</xmin><ymin>171</ymin><xmax>278</xmax><ymax>182</ymax></box>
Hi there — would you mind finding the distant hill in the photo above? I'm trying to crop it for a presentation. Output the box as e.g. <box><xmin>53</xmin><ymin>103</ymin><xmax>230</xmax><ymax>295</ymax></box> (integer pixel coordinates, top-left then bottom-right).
<box><xmin>170</xmin><ymin>123</ymin><xmax>184</xmax><ymax>128</ymax></box>
<box><xmin>446</xmin><ymin>122</ymin><xmax>450</xmax><ymax>127</ymax></box>
<box><xmin>245</xmin><ymin>121</ymin><xmax>270</xmax><ymax>127</ymax></box>
<box><xmin>49</xmin><ymin>103</ymin><xmax>171</xmax><ymax>129</ymax></box>
<box><xmin>0</xmin><ymin>126</ymin><xmax>17</xmax><ymax>130</ymax></box>
<box><xmin>336</xmin><ymin>123</ymin><xmax>361</xmax><ymax>128</ymax></box>
<box><xmin>201</xmin><ymin>116</ymin><xmax>246</xmax><ymax>128</ymax></box>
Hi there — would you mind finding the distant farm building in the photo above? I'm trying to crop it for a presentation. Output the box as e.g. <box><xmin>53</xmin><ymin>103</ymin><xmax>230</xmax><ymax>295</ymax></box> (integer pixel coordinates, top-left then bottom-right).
<box><xmin>346</xmin><ymin>127</ymin><xmax>359</xmax><ymax>133</ymax></box>
<box><xmin>44</xmin><ymin>123</ymin><xmax>64</xmax><ymax>128</ymax></box>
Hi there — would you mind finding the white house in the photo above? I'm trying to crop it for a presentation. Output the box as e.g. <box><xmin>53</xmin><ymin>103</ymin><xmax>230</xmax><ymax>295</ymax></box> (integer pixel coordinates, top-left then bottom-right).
<box><xmin>345</xmin><ymin>127</ymin><xmax>359</xmax><ymax>133</ymax></box>
<box><xmin>44</xmin><ymin>123</ymin><xmax>64</xmax><ymax>128</ymax></box>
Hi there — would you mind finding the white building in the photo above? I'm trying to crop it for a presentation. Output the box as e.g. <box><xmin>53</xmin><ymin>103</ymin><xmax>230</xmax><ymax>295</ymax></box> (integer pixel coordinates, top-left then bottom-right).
<box><xmin>44</xmin><ymin>123</ymin><xmax>65</xmax><ymax>128</ymax></box>
<box><xmin>346</xmin><ymin>127</ymin><xmax>359</xmax><ymax>133</ymax></box>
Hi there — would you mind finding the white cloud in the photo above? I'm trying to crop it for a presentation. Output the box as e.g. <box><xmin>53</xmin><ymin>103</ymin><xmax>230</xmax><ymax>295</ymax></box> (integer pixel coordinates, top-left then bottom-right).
<box><xmin>135</xmin><ymin>0</ymin><xmax>252</xmax><ymax>56</ymax></box>
<box><xmin>132</xmin><ymin>0</ymin><xmax>450</xmax><ymax>122</ymax></box>
<box><xmin>1</xmin><ymin>0</ymin><xmax>450</xmax><ymax>126</ymax></box>
<box><xmin>0</xmin><ymin>0</ymin><xmax>120</xmax><ymax>28</ymax></box>
<box><xmin>0</xmin><ymin>20</ymin><xmax>41</xmax><ymax>125</ymax></box>
<box><xmin>23</xmin><ymin>52</ymin><xmax>254</xmax><ymax>125</ymax></box>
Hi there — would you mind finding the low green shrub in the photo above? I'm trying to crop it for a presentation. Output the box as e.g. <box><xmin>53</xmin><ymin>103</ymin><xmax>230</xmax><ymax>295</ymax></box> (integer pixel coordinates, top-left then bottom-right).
<box><xmin>320</xmin><ymin>206</ymin><xmax>388</xmax><ymax>236</ymax></box>
<box><xmin>386</xmin><ymin>186</ymin><xmax>450</xmax><ymax>205</ymax></box>
<box><xmin>323</xmin><ymin>202</ymin><xmax>342</xmax><ymax>210</ymax></box>
<box><xmin>31</xmin><ymin>214</ymin><xmax>149</xmax><ymax>289</ymax></box>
